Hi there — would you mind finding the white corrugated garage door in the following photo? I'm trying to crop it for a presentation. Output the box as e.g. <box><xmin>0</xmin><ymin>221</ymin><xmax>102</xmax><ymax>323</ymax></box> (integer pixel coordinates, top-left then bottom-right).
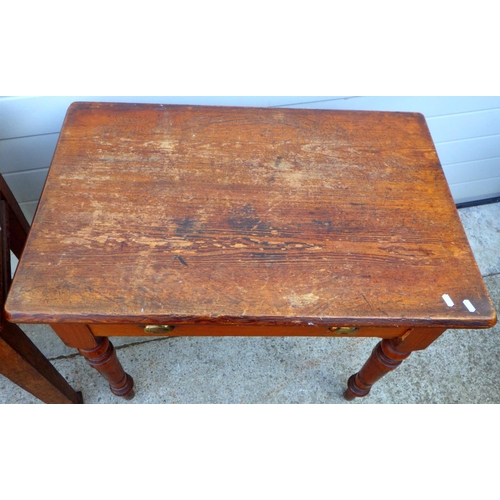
<box><xmin>1</xmin><ymin>96</ymin><xmax>499</xmax><ymax>221</ymax></box>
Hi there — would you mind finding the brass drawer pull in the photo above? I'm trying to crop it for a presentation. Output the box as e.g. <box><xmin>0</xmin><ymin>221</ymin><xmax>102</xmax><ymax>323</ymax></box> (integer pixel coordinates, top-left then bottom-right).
<box><xmin>143</xmin><ymin>325</ymin><xmax>176</xmax><ymax>334</ymax></box>
<box><xmin>329</xmin><ymin>326</ymin><xmax>359</xmax><ymax>334</ymax></box>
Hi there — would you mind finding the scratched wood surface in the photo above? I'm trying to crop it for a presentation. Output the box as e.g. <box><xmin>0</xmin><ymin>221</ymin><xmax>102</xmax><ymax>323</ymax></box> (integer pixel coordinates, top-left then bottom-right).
<box><xmin>5</xmin><ymin>102</ymin><xmax>497</xmax><ymax>328</ymax></box>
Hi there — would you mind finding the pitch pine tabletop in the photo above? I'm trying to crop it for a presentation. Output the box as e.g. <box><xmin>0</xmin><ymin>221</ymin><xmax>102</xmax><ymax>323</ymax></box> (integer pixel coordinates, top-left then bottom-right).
<box><xmin>5</xmin><ymin>102</ymin><xmax>497</xmax><ymax>401</ymax></box>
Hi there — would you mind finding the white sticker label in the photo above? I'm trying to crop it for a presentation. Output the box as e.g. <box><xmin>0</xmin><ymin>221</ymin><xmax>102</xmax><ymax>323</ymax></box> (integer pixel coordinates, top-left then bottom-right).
<box><xmin>463</xmin><ymin>300</ymin><xmax>476</xmax><ymax>313</ymax></box>
<box><xmin>442</xmin><ymin>294</ymin><xmax>454</xmax><ymax>307</ymax></box>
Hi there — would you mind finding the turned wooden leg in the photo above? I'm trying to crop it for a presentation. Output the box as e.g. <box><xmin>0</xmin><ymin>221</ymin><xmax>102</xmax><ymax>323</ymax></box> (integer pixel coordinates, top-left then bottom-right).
<box><xmin>78</xmin><ymin>337</ymin><xmax>134</xmax><ymax>399</ymax></box>
<box><xmin>344</xmin><ymin>327</ymin><xmax>446</xmax><ymax>401</ymax></box>
<box><xmin>344</xmin><ymin>339</ymin><xmax>410</xmax><ymax>400</ymax></box>
<box><xmin>50</xmin><ymin>324</ymin><xmax>134</xmax><ymax>399</ymax></box>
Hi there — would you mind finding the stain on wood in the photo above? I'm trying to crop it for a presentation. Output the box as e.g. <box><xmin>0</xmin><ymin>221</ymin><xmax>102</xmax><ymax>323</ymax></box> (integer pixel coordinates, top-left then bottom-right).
<box><xmin>176</xmin><ymin>255</ymin><xmax>188</xmax><ymax>267</ymax></box>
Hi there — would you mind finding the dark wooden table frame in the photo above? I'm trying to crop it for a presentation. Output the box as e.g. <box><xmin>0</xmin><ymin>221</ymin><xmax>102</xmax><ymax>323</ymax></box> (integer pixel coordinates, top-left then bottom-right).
<box><xmin>0</xmin><ymin>175</ymin><xmax>82</xmax><ymax>404</ymax></box>
<box><xmin>5</xmin><ymin>103</ymin><xmax>497</xmax><ymax>401</ymax></box>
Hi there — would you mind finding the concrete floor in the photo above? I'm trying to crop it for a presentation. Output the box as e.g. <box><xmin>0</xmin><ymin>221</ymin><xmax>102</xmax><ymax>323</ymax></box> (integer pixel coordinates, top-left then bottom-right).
<box><xmin>1</xmin><ymin>202</ymin><xmax>499</xmax><ymax>404</ymax></box>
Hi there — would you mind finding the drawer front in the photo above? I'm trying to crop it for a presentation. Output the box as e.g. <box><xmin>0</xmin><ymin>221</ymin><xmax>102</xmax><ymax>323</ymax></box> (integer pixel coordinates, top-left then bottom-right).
<box><xmin>89</xmin><ymin>323</ymin><xmax>410</xmax><ymax>339</ymax></box>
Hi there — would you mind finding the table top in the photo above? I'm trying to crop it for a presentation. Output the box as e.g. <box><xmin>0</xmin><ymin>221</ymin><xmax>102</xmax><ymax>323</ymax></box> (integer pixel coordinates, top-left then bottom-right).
<box><xmin>5</xmin><ymin>102</ymin><xmax>496</xmax><ymax>328</ymax></box>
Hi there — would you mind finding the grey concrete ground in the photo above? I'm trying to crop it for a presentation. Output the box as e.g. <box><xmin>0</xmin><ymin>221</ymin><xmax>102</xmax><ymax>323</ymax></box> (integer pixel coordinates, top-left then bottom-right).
<box><xmin>1</xmin><ymin>203</ymin><xmax>499</xmax><ymax>404</ymax></box>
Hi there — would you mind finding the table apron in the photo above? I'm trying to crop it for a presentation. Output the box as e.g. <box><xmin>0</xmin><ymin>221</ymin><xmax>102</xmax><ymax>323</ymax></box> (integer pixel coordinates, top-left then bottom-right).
<box><xmin>88</xmin><ymin>324</ymin><xmax>412</xmax><ymax>338</ymax></box>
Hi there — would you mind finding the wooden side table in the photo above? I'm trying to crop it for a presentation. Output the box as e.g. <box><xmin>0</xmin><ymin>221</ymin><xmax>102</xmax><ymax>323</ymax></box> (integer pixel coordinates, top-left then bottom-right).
<box><xmin>5</xmin><ymin>102</ymin><xmax>497</xmax><ymax>401</ymax></box>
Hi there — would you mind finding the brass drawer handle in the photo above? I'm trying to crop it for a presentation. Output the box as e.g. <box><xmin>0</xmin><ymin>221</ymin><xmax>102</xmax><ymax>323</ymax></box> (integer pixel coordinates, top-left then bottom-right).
<box><xmin>143</xmin><ymin>325</ymin><xmax>176</xmax><ymax>334</ymax></box>
<box><xmin>329</xmin><ymin>326</ymin><xmax>359</xmax><ymax>334</ymax></box>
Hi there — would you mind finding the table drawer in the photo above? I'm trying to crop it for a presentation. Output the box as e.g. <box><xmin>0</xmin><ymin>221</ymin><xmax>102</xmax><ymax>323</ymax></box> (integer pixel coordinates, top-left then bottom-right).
<box><xmin>89</xmin><ymin>323</ymin><xmax>410</xmax><ymax>339</ymax></box>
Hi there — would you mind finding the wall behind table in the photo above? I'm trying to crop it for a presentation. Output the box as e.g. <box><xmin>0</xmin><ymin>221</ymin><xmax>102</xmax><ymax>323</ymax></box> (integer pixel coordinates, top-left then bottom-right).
<box><xmin>1</xmin><ymin>96</ymin><xmax>499</xmax><ymax>222</ymax></box>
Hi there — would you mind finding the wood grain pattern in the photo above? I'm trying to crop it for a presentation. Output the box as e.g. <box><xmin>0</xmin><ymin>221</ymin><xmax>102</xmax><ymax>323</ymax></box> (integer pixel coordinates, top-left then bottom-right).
<box><xmin>5</xmin><ymin>102</ymin><xmax>496</xmax><ymax>329</ymax></box>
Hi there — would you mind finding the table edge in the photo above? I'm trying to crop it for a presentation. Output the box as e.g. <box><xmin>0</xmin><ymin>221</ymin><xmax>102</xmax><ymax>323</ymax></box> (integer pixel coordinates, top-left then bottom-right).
<box><xmin>4</xmin><ymin>309</ymin><xmax>497</xmax><ymax>330</ymax></box>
